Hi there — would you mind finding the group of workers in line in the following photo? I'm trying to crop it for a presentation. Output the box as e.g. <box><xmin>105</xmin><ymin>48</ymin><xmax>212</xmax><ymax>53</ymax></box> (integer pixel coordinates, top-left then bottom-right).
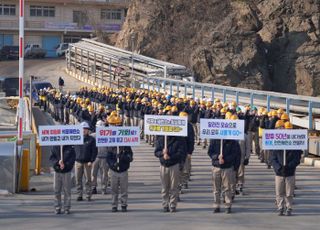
<box><xmin>43</xmin><ymin>85</ymin><xmax>301</xmax><ymax>216</ymax></box>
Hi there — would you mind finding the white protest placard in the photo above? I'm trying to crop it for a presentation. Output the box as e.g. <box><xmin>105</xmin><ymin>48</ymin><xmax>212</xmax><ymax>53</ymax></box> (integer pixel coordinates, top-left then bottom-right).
<box><xmin>262</xmin><ymin>129</ymin><xmax>308</xmax><ymax>150</ymax></box>
<box><xmin>39</xmin><ymin>125</ymin><xmax>83</xmax><ymax>146</ymax></box>
<box><xmin>96</xmin><ymin>126</ymin><xmax>140</xmax><ymax>147</ymax></box>
<box><xmin>200</xmin><ymin>119</ymin><xmax>245</xmax><ymax>140</ymax></box>
<box><xmin>144</xmin><ymin>115</ymin><xmax>188</xmax><ymax>137</ymax></box>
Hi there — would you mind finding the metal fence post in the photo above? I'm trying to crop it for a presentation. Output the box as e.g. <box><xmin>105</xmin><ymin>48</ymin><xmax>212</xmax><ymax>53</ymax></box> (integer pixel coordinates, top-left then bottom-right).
<box><xmin>170</xmin><ymin>81</ymin><xmax>173</xmax><ymax>95</ymax></box>
<box><xmin>267</xmin><ymin>95</ymin><xmax>271</xmax><ymax>111</ymax></box>
<box><xmin>80</xmin><ymin>49</ymin><xmax>83</xmax><ymax>78</ymax></box>
<box><xmin>177</xmin><ymin>83</ymin><xmax>180</xmax><ymax>98</ymax></box>
<box><xmin>100</xmin><ymin>56</ymin><xmax>104</xmax><ymax>86</ymax></box>
<box><xmin>250</xmin><ymin>93</ymin><xmax>254</xmax><ymax>107</ymax></box>
<box><xmin>308</xmin><ymin>101</ymin><xmax>313</xmax><ymax>130</ymax></box>
<box><xmin>236</xmin><ymin>91</ymin><xmax>239</xmax><ymax>105</ymax></box>
<box><xmin>211</xmin><ymin>88</ymin><xmax>214</xmax><ymax>100</ymax></box>
<box><xmin>147</xmin><ymin>79</ymin><xmax>150</xmax><ymax>91</ymax></box>
<box><xmin>286</xmin><ymin>98</ymin><xmax>290</xmax><ymax>115</ymax></box>
<box><xmin>153</xmin><ymin>79</ymin><xmax>155</xmax><ymax>91</ymax></box>
<box><xmin>87</xmin><ymin>51</ymin><xmax>89</xmax><ymax>81</ymax></box>
<box><xmin>142</xmin><ymin>78</ymin><xmax>145</xmax><ymax>89</ymax></box>
<box><xmin>223</xmin><ymin>89</ymin><xmax>226</xmax><ymax>102</ymax></box>
<box><xmin>74</xmin><ymin>47</ymin><xmax>77</xmax><ymax>75</ymax></box>
<box><xmin>93</xmin><ymin>53</ymin><xmax>96</xmax><ymax>84</ymax></box>
<box><xmin>109</xmin><ymin>58</ymin><xmax>112</xmax><ymax>88</ymax></box>
<box><xmin>201</xmin><ymin>86</ymin><xmax>204</xmax><ymax>99</ymax></box>
<box><xmin>184</xmin><ymin>84</ymin><xmax>187</xmax><ymax>97</ymax></box>
<box><xmin>192</xmin><ymin>84</ymin><xmax>195</xmax><ymax>98</ymax></box>
<box><xmin>157</xmin><ymin>80</ymin><xmax>160</xmax><ymax>92</ymax></box>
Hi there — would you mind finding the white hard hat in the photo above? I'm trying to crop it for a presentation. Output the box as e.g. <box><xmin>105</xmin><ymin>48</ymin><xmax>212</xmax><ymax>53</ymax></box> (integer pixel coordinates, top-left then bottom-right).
<box><xmin>80</xmin><ymin>122</ymin><xmax>90</xmax><ymax>129</ymax></box>
<box><xmin>96</xmin><ymin>120</ymin><xmax>105</xmax><ymax>127</ymax></box>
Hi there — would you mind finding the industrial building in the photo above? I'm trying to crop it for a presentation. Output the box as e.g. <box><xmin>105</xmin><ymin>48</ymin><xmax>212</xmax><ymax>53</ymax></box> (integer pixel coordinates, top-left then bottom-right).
<box><xmin>0</xmin><ymin>0</ymin><xmax>130</xmax><ymax>57</ymax></box>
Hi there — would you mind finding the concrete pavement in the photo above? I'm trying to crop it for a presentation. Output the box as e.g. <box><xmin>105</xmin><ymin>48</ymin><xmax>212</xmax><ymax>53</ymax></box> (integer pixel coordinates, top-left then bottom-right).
<box><xmin>0</xmin><ymin>140</ymin><xmax>320</xmax><ymax>230</ymax></box>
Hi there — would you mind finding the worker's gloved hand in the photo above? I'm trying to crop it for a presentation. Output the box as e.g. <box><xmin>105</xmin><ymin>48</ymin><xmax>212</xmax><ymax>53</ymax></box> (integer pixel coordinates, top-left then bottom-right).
<box><xmin>244</xmin><ymin>158</ymin><xmax>249</xmax><ymax>166</ymax></box>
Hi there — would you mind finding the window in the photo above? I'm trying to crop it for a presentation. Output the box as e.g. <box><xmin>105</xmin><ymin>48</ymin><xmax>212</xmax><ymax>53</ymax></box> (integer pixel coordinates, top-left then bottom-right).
<box><xmin>30</xmin><ymin>5</ymin><xmax>55</xmax><ymax>17</ymax></box>
<box><xmin>73</xmin><ymin>11</ymin><xmax>88</xmax><ymax>26</ymax></box>
<box><xmin>101</xmin><ymin>9</ymin><xmax>122</xmax><ymax>20</ymax></box>
<box><xmin>0</xmin><ymin>4</ymin><xmax>16</xmax><ymax>16</ymax></box>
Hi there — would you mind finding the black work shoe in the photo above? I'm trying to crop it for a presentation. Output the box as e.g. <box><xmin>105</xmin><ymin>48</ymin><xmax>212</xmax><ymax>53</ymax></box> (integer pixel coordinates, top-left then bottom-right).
<box><xmin>87</xmin><ymin>197</ymin><xmax>92</xmax><ymax>201</ymax></box>
<box><xmin>286</xmin><ymin>210</ymin><xmax>292</xmax><ymax>216</ymax></box>
<box><xmin>235</xmin><ymin>190</ymin><xmax>240</xmax><ymax>195</ymax></box>
<box><xmin>213</xmin><ymin>208</ymin><xmax>220</xmax><ymax>213</ymax></box>
<box><xmin>163</xmin><ymin>207</ymin><xmax>169</xmax><ymax>213</ymax></box>
<box><xmin>65</xmin><ymin>209</ymin><xmax>70</xmax><ymax>215</ymax></box>
<box><xmin>267</xmin><ymin>165</ymin><xmax>271</xmax><ymax>169</ymax></box>
<box><xmin>197</xmin><ymin>142</ymin><xmax>200</xmax><ymax>146</ymax></box>
<box><xmin>278</xmin><ymin>210</ymin><xmax>284</xmax><ymax>216</ymax></box>
<box><xmin>225</xmin><ymin>208</ymin><xmax>231</xmax><ymax>214</ymax></box>
<box><xmin>121</xmin><ymin>206</ymin><xmax>127</xmax><ymax>212</ymax></box>
<box><xmin>112</xmin><ymin>207</ymin><xmax>118</xmax><ymax>212</ymax></box>
<box><xmin>177</xmin><ymin>196</ymin><xmax>181</xmax><ymax>202</ymax></box>
<box><xmin>55</xmin><ymin>209</ymin><xmax>62</xmax><ymax>215</ymax></box>
<box><xmin>76</xmin><ymin>196</ymin><xmax>83</xmax><ymax>201</ymax></box>
<box><xmin>203</xmin><ymin>145</ymin><xmax>207</xmax><ymax>149</ymax></box>
<box><xmin>183</xmin><ymin>184</ymin><xmax>188</xmax><ymax>189</ymax></box>
<box><xmin>92</xmin><ymin>188</ymin><xmax>97</xmax><ymax>194</ymax></box>
<box><xmin>170</xmin><ymin>207</ymin><xmax>176</xmax><ymax>213</ymax></box>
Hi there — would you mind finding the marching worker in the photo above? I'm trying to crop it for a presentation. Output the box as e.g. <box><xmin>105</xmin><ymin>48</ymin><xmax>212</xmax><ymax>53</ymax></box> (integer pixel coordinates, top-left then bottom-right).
<box><xmin>106</xmin><ymin>115</ymin><xmax>133</xmax><ymax>212</ymax></box>
<box><xmin>91</xmin><ymin>120</ymin><xmax>109</xmax><ymax>195</ymax></box>
<box><xmin>74</xmin><ymin>122</ymin><xmax>97</xmax><ymax>201</ymax></box>
<box><xmin>208</xmin><ymin>136</ymin><xmax>241</xmax><ymax>214</ymax></box>
<box><xmin>155</xmin><ymin>134</ymin><xmax>187</xmax><ymax>213</ymax></box>
<box><xmin>49</xmin><ymin>145</ymin><xmax>76</xmax><ymax>214</ymax></box>
<box><xmin>271</xmin><ymin>121</ymin><xmax>301</xmax><ymax>216</ymax></box>
<box><xmin>179</xmin><ymin>111</ymin><xmax>195</xmax><ymax>190</ymax></box>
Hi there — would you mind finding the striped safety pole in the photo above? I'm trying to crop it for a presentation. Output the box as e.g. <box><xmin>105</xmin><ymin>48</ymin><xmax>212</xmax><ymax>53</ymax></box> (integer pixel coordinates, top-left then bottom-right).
<box><xmin>17</xmin><ymin>0</ymin><xmax>25</xmax><ymax>192</ymax></box>
<box><xmin>18</xmin><ymin>0</ymin><xmax>24</xmax><ymax>145</ymax></box>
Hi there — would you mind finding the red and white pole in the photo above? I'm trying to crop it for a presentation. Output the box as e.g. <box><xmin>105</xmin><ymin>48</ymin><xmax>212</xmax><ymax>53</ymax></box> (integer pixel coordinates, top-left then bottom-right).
<box><xmin>17</xmin><ymin>0</ymin><xmax>24</xmax><ymax>145</ymax></box>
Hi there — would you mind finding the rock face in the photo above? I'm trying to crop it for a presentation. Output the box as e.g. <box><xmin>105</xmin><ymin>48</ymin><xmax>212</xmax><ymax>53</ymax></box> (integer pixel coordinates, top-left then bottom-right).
<box><xmin>116</xmin><ymin>0</ymin><xmax>320</xmax><ymax>96</ymax></box>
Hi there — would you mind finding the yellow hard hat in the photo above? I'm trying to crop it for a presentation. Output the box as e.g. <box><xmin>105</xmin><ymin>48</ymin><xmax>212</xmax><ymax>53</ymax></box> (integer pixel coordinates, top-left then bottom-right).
<box><xmin>272</xmin><ymin>110</ymin><xmax>278</xmax><ymax>117</ymax></box>
<box><xmin>190</xmin><ymin>100</ymin><xmax>196</xmax><ymax>106</ymax></box>
<box><xmin>230</xmin><ymin>114</ymin><xmax>238</xmax><ymax>120</ymax></box>
<box><xmin>221</xmin><ymin>108</ymin><xmax>227</xmax><ymax>114</ymax></box>
<box><xmin>136</xmin><ymin>98</ymin><xmax>141</xmax><ymax>103</ymax></box>
<box><xmin>277</xmin><ymin>108</ymin><xmax>284</xmax><ymax>114</ymax></box>
<box><xmin>206</xmin><ymin>101</ymin><xmax>213</xmax><ymax>107</ymax></box>
<box><xmin>284</xmin><ymin>121</ymin><xmax>293</xmax><ymax>129</ymax></box>
<box><xmin>107</xmin><ymin>115</ymin><xmax>122</xmax><ymax>125</ymax></box>
<box><xmin>87</xmin><ymin>105</ymin><xmax>94</xmax><ymax>112</ymax></box>
<box><xmin>262</xmin><ymin>111</ymin><xmax>268</xmax><ymax>116</ymax></box>
<box><xmin>231</xmin><ymin>101</ymin><xmax>237</xmax><ymax>107</ymax></box>
<box><xmin>268</xmin><ymin>111</ymin><xmax>272</xmax><ymax>117</ymax></box>
<box><xmin>179</xmin><ymin>112</ymin><xmax>188</xmax><ymax>117</ymax></box>
<box><xmin>164</xmin><ymin>105</ymin><xmax>172</xmax><ymax>111</ymax></box>
<box><xmin>214</xmin><ymin>98</ymin><xmax>221</xmax><ymax>103</ymax></box>
<box><xmin>225</xmin><ymin>112</ymin><xmax>232</xmax><ymax>119</ymax></box>
<box><xmin>98</xmin><ymin>105</ymin><xmax>105</xmax><ymax>111</ymax></box>
<box><xmin>85</xmin><ymin>98</ymin><xmax>90</xmax><ymax>103</ymax></box>
<box><xmin>223</xmin><ymin>102</ymin><xmax>229</xmax><ymax>108</ymax></box>
<box><xmin>171</xmin><ymin>106</ymin><xmax>178</xmax><ymax>113</ymax></box>
<box><xmin>110</xmin><ymin>111</ymin><xmax>118</xmax><ymax>117</ymax></box>
<box><xmin>281</xmin><ymin>113</ymin><xmax>289</xmax><ymax>121</ymax></box>
<box><xmin>275</xmin><ymin>120</ymin><xmax>285</xmax><ymax>128</ymax></box>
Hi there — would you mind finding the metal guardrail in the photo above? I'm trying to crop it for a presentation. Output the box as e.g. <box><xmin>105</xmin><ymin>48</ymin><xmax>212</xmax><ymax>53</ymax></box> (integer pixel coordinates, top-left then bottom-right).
<box><xmin>66</xmin><ymin>40</ymin><xmax>320</xmax><ymax>130</ymax></box>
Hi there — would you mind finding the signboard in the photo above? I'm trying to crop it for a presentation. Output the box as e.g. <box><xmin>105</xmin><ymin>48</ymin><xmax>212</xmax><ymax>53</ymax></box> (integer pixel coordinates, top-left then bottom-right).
<box><xmin>96</xmin><ymin>126</ymin><xmax>140</xmax><ymax>147</ymax></box>
<box><xmin>39</xmin><ymin>125</ymin><xmax>83</xmax><ymax>146</ymax></box>
<box><xmin>45</xmin><ymin>22</ymin><xmax>77</xmax><ymax>30</ymax></box>
<box><xmin>200</xmin><ymin>119</ymin><xmax>245</xmax><ymax>140</ymax></box>
<box><xmin>144</xmin><ymin>115</ymin><xmax>188</xmax><ymax>137</ymax></box>
<box><xmin>262</xmin><ymin>129</ymin><xmax>308</xmax><ymax>150</ymax></box>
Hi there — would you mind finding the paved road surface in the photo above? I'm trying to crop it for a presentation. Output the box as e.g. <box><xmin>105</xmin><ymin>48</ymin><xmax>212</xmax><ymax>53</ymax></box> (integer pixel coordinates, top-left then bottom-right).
<box><xmin>0</xmin><ymin>140</ymin><xmax>319</xmax><ymax>230</ymax></box>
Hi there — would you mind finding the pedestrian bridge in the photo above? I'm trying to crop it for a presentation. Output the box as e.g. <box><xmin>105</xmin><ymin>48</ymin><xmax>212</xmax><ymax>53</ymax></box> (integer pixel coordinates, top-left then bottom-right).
<box><xmin>0</xmin><ymin>137</ymin><xmax>320</xmax><ymax>230</ymax></box>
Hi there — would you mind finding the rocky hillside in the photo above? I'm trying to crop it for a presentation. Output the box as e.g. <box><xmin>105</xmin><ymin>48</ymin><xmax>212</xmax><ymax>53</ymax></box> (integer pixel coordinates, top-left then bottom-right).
<box><xmin>116</xmin><ymin>0</ymin><xmax>320</xmax><ymax>96</ymax></box>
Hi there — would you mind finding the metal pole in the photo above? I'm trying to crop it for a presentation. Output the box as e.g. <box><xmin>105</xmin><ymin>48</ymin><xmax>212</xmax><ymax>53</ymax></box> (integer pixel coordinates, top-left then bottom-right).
<box><xmin>60</xmin><ymin>145</ymin><xmax>63</xmax><ymax>164</ymax></box>
<box><xmin>283</xmin><ymin>150</ymin><xmax>286</xmax><ymax>166</ymax></box>
<box><xmin>220</xmin><ymin>139</ymin><xmax>223</xmax><ymax>157</ymax></box>
<box><xmin>176</xmin><ymin>83</ymin><xmax>179</xmax><ymax>98</ymax></box>
<box><xmin>109</xmin><ymin>58</ymin><xmax>112</xmax><ymax>88</ymax></box>
<box><xmin>29</xmin><ymin>75</ymin><xmax>32</xmax><ymax>129</ymax></box>
<box><xmin>184</xmin><ymin>84</ymin><xmax>187</xmax><ymax>97</ymax></box>
<box><xmin>267</xmin><ymin>95</ymin><xmax>271</xmax><ymax>111</ymax></box>
<box><xmin>87</xmin><ymin>51</ymin><xmax>89</xmax><ymax>81</ymax></box>
<box><xmin>192</xmin><ymin>85</ymin><xmax>195</xmax><ymax>98</ymax></box>
<box><xmin>286</xmin><ymin>98</ymin><xmax>290</xmax><ymax>115</ymax></box>
<box><xmin>74</xmin><ymin>47</ymin><xmax>77</xmax><ymax>75</ymax></box>
<box><xmin>211</xmin><ymin>88</ymin><xmax>214</xmax><ymax>100</ymax></box>
<box><xmin>80</xmin><ymin>49</ymin><xmax>83</xmax><ymax>78</ymax></box>
<box><xmin>17</xmin><ymin>0</ymin><xmax>25</xmax><ymax>193</ymax></box>
<box><xmin>157</xmin><ymin>80</ymin><xmax>160</xmax><ymax>92</ymax></box>
<box><xmin>250</xmin><ymin>93</ymin><xmax>254</xmax><ymax>108</ymax></box>
<box><xmin>100</xmin><ymin>56</ymin><xmax>104</xmax><ymax>86</ymax></box>
<box><xmin>308</xmin><ymin>101</ymin><xmax>313</xmax><ymax>130</ymax></box>
<box><xmin>94</xmin><ymin>53</ymin><xmax>96</xmax><ymax>84</ymax></box>
<box><xmin>201</xmin><ymin>86</ymin><xmax>204</xmax><ymax>99</ymax></box>
<box><xmin>236</xmin><ymin>91</ymin><xmax>239</xmax><ymax>105</ymax></box>
<box><xmin>223</xmin><ymin>89</ymin><xmax>226</xmax><ymax>102</ymax></box>
<box><xmin>164</xmin><ymin>66</ymin><xmax>167</xmax><ymax>78</ymax></box>
<box><xmin>131</xmin><ymin>36</ymin><xmax>134</xmax><ymax>87</ymax></box>
<box><xmin>170</xmin><ymin>81</ymin><xmax>173</xmax><ymax>95</ymax></box>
